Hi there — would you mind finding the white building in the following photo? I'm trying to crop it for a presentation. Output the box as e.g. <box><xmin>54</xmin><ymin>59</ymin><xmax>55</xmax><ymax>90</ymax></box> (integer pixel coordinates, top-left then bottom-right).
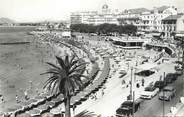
<box><xmin>139</xmin><ymin>6</ymin><xmax>177</xmax><ymax>32</ymax></box>
<box><xmin>162</xmin><ymin>14</ymin><xmax>184</xmax><ymax>38</ymax></box>
<box><xmin>117</xmin><ymin>8</ymin><xmax>150</xmax><ymax>28</ymax></box>
<box><xmin>70</xmin><ymin>4</ymin><xmax>120</xmax><ymax>25</ymax></box>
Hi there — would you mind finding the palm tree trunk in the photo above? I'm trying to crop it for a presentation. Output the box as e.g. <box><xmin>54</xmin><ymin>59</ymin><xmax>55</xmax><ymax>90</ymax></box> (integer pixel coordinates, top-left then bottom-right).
<box><xmin>64</xmin><ymin>96</ymin><xmax>71</xmax><ymax>117</ymax></box>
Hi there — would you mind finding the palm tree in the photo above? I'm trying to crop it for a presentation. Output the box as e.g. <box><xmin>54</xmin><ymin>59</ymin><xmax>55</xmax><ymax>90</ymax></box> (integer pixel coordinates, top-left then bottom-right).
<box><xmin>74</xmin><ymin>110</ymin><xmax>96</xmax><ymax>117</ymax></box>
<box><xmin>42</xmin><ymin>55</ymin><xmax>88</xmax><ymax>117</ymax></box>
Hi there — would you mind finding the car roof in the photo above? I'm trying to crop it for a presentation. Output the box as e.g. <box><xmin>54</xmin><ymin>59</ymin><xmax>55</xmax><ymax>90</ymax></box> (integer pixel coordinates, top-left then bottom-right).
<box><xmin>145</xmin><ymin>86</ymin><xmax>155</xmax><ymax>91</ymax></box>
<box><xmin>163</xmin><ymin>86</ymin><xmax>174</xmax><ymax>90</ymax></box>
<box><xmin>122</xmin><ymin>101</ymin><xmax>133</xmax><ymax>104</ymax></box>
<box><xmin>155</xmin><ymin>81</ymin><xmax>164</xmax><ymax>84</ymax></box>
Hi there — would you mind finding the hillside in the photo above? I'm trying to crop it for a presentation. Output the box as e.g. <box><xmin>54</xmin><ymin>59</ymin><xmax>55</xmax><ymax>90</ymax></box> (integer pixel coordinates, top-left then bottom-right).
<box><xmin>0</xmin><ymin>17</ymin><xmax>15</xmax><ymax>24</ymax></box>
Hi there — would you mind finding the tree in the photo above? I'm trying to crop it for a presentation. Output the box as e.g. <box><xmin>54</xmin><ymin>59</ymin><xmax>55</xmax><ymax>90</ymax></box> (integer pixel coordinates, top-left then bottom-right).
<box><xmin>74</xmin><ymin>110</ymin><xmax>96</xmax><ymax>117</ymax></box>
<box><xmin>70</xmin><ymin>23</ymin><xmax>137</xmax><ymax>35</ymax></box>
<box><xmin>42</xmin><ymin>55</ymin><xmax>88</xmax><ymax>117</ymax></box>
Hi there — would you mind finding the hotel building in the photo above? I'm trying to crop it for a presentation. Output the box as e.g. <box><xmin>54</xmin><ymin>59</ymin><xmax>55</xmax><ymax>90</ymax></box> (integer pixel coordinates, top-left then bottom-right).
<box><xmin>162</xmin><ymin>14</ymin><xmax>184</xmax><ymax>38</ymax></box>
<box><xmin>70</xmin><ymin>4</ymin><xmax>120</xmax><ymax>25</ymax></box>
<box><xmin>139</xmin><ymin>6</ymin><xmax>178</xmax><ymax>33</ymax></box>
<box><xmin>70</xmin><ymin>4</ymin><xmax>184</xmax><ymax>39</ymax></box>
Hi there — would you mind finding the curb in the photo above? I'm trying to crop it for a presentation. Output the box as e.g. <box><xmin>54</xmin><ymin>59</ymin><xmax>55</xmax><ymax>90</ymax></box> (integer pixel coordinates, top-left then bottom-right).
<box><xmin>174</xmin><ymin>103</ymin><xmax>184</xmax><ymax>116</ymax></box>
<box><xmin>166</xmin><ymin>103</ymin><xmax>184</xmax><ymax>116</ymax></box>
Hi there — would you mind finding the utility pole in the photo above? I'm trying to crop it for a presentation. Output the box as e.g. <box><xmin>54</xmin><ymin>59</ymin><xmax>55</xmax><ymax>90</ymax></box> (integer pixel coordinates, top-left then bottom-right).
<box><xmin>129</xmin><ymin>67</ymin><xmax>133</xmax><ymax>100</ymax></box>
<box><xmin>163</xmin><ymin>72</ymin><xmax>165</xmax><ymax>117</ymax></box>
<box><xmin>182</xmin><ymin>40</ymin><xmax>184</xmax><ymax>96</ymax></box>
<box><xmin>132</xmin><ymin>91</ymin><xmax>135</xmax><ymax>117</ymax></box>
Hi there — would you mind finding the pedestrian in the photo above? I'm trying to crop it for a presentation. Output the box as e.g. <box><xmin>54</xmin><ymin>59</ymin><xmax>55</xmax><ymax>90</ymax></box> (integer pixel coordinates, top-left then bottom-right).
<box><xmin>24</xmin><ymin>90</ymin><xmax>29</xmax><ymax>100</ymax></box>
<box><xmin>1</xmin><ymin>96</ymin><xmax>4</xmax><ymax>103</ymax></box>
<box><xmin>15</xmin><ymin>94</ymin><xmax>19</xmax><ymax>103</ymax></box>
<box><xmin>141</xmin><ymin>78</ymin><xmax>145</xmax><ymax>86</ymax></box>
<box><xmin>101</xmin><ymin>89</ymin><xmax>104</xmax><ymax>96</ymax></box>
<box><xmin>94</xmin><ymin>93</ymin><xmax>97</xmax><ymax>100</ymax></box>
<box><xmin>122</xmin><ymin>80</ymin><xmax>126</xmax><ymax>85</ymax></box>
<box><xmin>136</xmin><ymin>83</ymin><xmax>140</xmax><ymax>88</ymax></box>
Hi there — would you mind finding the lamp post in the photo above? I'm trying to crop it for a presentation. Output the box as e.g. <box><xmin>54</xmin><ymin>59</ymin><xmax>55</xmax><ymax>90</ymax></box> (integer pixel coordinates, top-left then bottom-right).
<box><xmin>129</xmin><ymin>67</ymin><xmax>133</xmax><ymax>100</ymax></box>
<box><xmin>163</xmin><ymin>72</ymin><xmax>165</xmax><ymax>117</ymax></box>
<box><xmin>132</xmin><ymin>91</ymin><xmax>135</xmax><ymax>117</ymax></box>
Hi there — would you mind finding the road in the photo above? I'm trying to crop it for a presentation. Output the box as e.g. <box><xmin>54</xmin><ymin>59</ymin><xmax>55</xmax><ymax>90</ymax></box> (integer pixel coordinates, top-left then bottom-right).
<box><xmin>135</xmin><ymin>74</ymin><xmax>184</xmax><ymax>117</ymax></box>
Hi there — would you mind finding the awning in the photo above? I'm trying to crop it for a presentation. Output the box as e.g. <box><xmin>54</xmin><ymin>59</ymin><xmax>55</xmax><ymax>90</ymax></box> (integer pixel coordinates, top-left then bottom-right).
<box><xmin>135</xmin><ymin>63</ymin><xmax>157</xmax><ymax>71</ymax></box>
<box><xmin>152</xmin><ymin>33</ymin><xmax>161</xmax><ymax>36</ymax></box>
<box><xmin>175</xmin><ymin>33</ymin><xmax>184</xmax><ymax>37</ymax></box>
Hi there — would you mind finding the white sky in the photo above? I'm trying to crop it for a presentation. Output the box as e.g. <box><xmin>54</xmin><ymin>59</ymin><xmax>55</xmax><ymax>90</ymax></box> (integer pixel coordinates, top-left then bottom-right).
<box><xmin>0</xmin><ymin>0</ymin><xmax>184</xmax><ymax>22</ymax></box>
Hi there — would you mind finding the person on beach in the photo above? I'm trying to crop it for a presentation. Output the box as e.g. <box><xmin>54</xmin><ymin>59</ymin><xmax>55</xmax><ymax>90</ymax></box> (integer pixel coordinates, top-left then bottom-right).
<box><xmin>141</xmin><ymin>78</ymin><xmax>145</xmax><ymax>86</ymax></box>
<box><xmin>101</xmin><ymin>89</ymin><xmax>105</xmax><ymax>96</ymax></box>
<box><xmin>1</xmin><ymin>95</ymin><xmax>4</xmax><ymax>103</ymax></box>
<box><xmin>24</xmin><ymin>90</ymin><xmax>29</xmax><ymax>100</ymax></box>
<box><xmin>16</xmin><ymin>95</ymin><xmax>19</xmax><ymax>103</ymax></box>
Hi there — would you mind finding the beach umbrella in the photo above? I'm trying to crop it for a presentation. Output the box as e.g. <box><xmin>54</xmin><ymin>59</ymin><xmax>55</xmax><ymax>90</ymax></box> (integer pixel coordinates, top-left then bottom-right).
<box><xmin>36</xmin><ymin>105</ymin><xmax>49</xmax><ymax>113</ymax></box>
<box><xmin>26</xmin><ymin>98</ymin><xmax>38</xmax><ymax>108</ymax></box>
<box><xmin>51</xmin><ymin>97</ymin><xmax>63</xmax><ymax>105</ymax></box>
<box><xmin>42</xmin><ymin>112</ymin><xmax>54</xmax><ymax>117</ymax></box>
<box><xmin>40</xmin><ymin>93</ymin><xmax>52</xmax><ymax>99</ymax></box>
<box><xmin>45</xmin><ymin>101</ymin><xmax>55</xmax><ymax>108</ymax></box>
<box><xmin>27</xmin><ymin>109</ymin><xmax>41</xmax><ymax>116</ymax></box>
<box><xmin>50</xmin><ymin>108</ymin><xmax>63</xmax><ymax>117</ymax></box>
<box><xmin>16</xmin><ymin>113</ymin><xmax>31</xmax><ymax>117</ymax></box>
<box><xmin>20</xmin><ymin>101</ymin><xmax>33</xmax><ymax>111</ymax></box>
<box><xmin>35</xmin><ymin>95</ymin><xmax>45</xmax><ymax>100</ymax></box>
<box><xmin>34</xmin><ymin>95</ymin><xmax>46</xmax><ymax>105</ymax></box>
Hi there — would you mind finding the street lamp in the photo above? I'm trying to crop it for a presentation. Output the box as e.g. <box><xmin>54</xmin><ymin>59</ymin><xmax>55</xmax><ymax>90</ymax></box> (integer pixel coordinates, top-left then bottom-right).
<box><xmin>128</xmin><ymin>67</ymin><xmax>133</xmax><ymax>100</ymax></box>
<box><xmin>163</xmin><ymin>72</ymin><xmax>166</xmax><ymax>117</ymax></box>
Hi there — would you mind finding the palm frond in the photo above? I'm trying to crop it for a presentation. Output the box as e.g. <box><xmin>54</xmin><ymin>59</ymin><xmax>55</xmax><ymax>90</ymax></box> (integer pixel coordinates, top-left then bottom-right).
<box><xmin>43</xmin><ymin>55</ymin><xmax>88</xmax><ymax>98</ymax></box>
<box><xmin>69</xmin><ymin>68</ymin><xmax>85</xmax><ymax>75</ymax></box>
<box><xmin>70</xmin><ymin>58</ymin><xmax>84</xmax><ymax>67</ymax></box>
<box><xmin>69</xmin><ymin>73</ymin><xmax>89</xmax><ymax>80</ymax></box>
<box><xmin>70</xmin><ymin>62</ymin><xmax>87</xmax><ymax>73</ymax></box>
<box><xmin>46</xmin><ymin>62</ymin><xmax>61</xmax><ymax>70</ymax></box>
<box><xmin>74</xmin><ymin>110</ymin><xmax>96</xmax><ymax>117</ymax></box>
<box><xmin>40</xmin><ymin>71</ymin><xmax>59</xmax><ymax>75</ymax></box>
<box><xmin>56</xmin><ymin>56</ymin><xmax>66</xmax><ymax>70</ymax></box>
<box><xmin>69</xmin><ymin>55</ymin><xmax>76</xmax><ymax>66</ymax></box>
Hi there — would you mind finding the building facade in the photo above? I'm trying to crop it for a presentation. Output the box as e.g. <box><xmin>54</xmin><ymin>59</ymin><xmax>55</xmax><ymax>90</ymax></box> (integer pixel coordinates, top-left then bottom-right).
<box><xmin>70</xmin><ymin>4</ymin><xmax>120</xmax><ymax>25</ymax></box>
<box><xmin>162</xmin><ymin>14</ymin><xmax>184</xmax><ymax>38</ymax></box>
<box><xmin>70</xmin><ymin>4</ymin><xmax>182</xmax><ymax>39</ymax></box>
<box><xmin>139</xmin><ymin>6</ymin><xmax>177</xmax><ymax>32</ymax></box>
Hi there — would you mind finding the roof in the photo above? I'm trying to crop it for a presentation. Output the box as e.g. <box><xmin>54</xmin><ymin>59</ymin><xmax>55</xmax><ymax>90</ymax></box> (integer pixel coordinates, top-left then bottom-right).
<box><xmin>124</xmin><ymin>8</ymin><xmax>150</xmax><ymax>14</ymax></box>
<box><xmin>156</xmin><ymin>6</ymin><xmax>170</xmax><ymax>12</ymax></box>
<box><xmin>162</xmin><ymin>15</ymin><xmax>183</xmax><ymax>21</ymax></box>
<box><xmin>136</xmin><ymin>63</ymin><xmax>157</xmax><ymax>71</ymax></box>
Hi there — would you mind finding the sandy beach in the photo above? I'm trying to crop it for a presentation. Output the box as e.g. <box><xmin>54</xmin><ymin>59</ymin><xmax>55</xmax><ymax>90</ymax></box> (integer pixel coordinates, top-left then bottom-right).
<box><xmin>0</xmin><ymin>28</ymin><xmax>56</xmax><ymax>112</ymax></box>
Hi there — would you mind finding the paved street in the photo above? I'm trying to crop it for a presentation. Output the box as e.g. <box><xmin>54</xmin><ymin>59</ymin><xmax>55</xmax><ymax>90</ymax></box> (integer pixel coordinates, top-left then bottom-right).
<box><xmin>135</xmin><ymin>73</ymin><xmax>184</xmax><ymax>117</ymax></box>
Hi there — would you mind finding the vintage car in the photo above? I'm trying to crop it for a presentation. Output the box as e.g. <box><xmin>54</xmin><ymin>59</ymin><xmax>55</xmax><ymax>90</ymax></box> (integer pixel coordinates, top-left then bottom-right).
<box><xmin>140</xmin><ymin>85</ymin><xmax>159</xmax><ymax>99</ymax></box>
<box><xmin>159</xmin><ymin>86</ymin><xmax>176</xmax><ymax>101</ymax></box>
<box><xmin>116</xmin><ymin>100</ymin><xmax>141</xmax><ymax>117</ymax></box>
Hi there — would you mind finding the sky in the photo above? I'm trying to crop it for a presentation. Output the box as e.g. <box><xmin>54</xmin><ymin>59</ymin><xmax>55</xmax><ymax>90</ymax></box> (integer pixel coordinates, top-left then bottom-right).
<box><xmin>0</xmin><ymin>0</ymin><xmax>184</xmax><ymax>22</ymax></box>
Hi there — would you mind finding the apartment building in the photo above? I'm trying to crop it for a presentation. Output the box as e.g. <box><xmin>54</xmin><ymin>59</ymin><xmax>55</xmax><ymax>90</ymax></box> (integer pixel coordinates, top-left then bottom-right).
<box><xmin>140</xmin><ymin>6</ymin><xmax>177</xmax><ymax>32</ymax></box>
<box><xmin>70</xmin><ymin>4</ymin><xmax>120</xmax><ymax>25</ymax></box>
<box><xmin>162</xmin><ymin>14</ymin><xmax>184</xmax><ymax>38</ymax></box>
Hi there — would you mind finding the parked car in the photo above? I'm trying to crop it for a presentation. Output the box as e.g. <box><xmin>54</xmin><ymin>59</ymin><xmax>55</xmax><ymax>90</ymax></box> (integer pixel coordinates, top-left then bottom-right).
<box><xmin>154</xmin><ymin>81</ymin><xmax>167</xmax><ymax>89</ymax></box>
<box><xmin>116</xmin><ymin>100</ymin><xmax>141</xmax><ymax>117</ymax></box>
<box><xmin>158</xmin><ymin>86</ymin><xmax>176</xmax><ymax>101</ymax></box>
<box><xmin>140</xmin><ymin>85</ymin><xmax>159</xmax><ymax>99</ymax></box>
<box><xmin>165</xmin><ymin>73</ymin><xmax>178</xmax><ymax>84</ymax></box>
<box><xmin>175</xmin><ymin>65</ymin><xmax>183</xmax><ymax>76</ymax></box>
<box><xmin>175</xmin><ymin>70</ymin><xmax>183</xmax><ymax>76</ymax></box>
